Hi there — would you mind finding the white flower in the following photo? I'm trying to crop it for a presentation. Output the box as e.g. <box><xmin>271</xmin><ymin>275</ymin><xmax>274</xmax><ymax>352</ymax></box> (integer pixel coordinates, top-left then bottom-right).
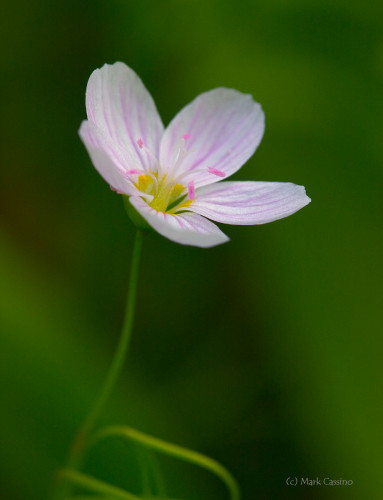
<box><xmin>79</xmin><ymin>62</ymin><xmax>310</xmax><ymax>247</ymax></box>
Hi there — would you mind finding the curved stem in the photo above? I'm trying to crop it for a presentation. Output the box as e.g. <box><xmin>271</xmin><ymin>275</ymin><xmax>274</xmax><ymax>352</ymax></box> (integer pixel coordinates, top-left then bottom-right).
<box><xmin>134</xmin><ymin>444</ymin><xmax>152</xmax><ymax>497</ymax></box>
<box><xmin>54</xmin><ymin>229</ymin><xmax>144</xmax><ymax>499</ymax></box>
<box><xmin>91</xmin><ymin>426</ymin><xmax>240</xmax><ymax>500</ymax></box>
<box><xmin>59</xmin><ymin>469</ymin><xmax>139</xmax><ymax>500</ymax></box>
<box><xmin>147</xmin><ymin>449</ymin><xmax>167</xmax><ymax>498</ymax></box>
<box><xmin>78</xmin><ymin>229</ymin><xmax>143</xmax><ymax>439</ymax></box>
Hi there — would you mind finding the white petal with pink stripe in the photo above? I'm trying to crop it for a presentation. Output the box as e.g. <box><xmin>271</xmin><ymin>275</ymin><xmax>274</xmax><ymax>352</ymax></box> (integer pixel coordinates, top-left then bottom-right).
<box><xmin>129</xmin><ymin>196</ymin><xmax>229</xmax><ymax>248</ymax></box>
<box><xmin>189</xmin><ymin>181</ymin><xmax>311</xmax><ymax>225</ymax></box>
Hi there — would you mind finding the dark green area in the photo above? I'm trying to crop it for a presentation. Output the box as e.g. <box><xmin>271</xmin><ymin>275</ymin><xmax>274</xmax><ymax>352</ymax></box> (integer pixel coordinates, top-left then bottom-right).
<box><xmin>1</xmin><ymin>0</ymin><xmax>382</xmax><ymax>499</ymax></box>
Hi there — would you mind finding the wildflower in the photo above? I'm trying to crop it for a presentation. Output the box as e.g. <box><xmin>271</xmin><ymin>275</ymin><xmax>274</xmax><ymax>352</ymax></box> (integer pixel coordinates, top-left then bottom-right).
<box><xmin>79</xmin><ymin>62</ymin><xmax>310</xmax><ymax>247</ymax></box>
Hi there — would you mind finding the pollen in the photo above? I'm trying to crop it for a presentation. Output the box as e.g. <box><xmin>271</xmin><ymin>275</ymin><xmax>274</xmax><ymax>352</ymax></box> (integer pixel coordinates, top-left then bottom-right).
<box><xmin>188</xmin><ymin>181</ymin><xmax>195</xmax><ymax>200</ymax></box>
<box><xmin>207</xmin><ymin>166</ymin><xmax>226</xmax><ymax>177</ymax></box>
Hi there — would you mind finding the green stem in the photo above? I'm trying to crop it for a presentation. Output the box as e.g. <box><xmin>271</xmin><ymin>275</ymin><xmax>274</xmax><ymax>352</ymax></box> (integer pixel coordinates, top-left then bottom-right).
<box><xmin>54</xmin><ymin>229</ymin><xmax>144</xmax><ymax>499</ymax></box>
<box><xmin>91</xmin><ymin>426</ymin><xmax>240</xmax><ymax>500</ymax></box>
<box><xmin>134</xmin><ymin>444</ymin><xmax>152</xmax><ymax>497</ymax></box>
<box><xmin>59</xmin><ymin>469</ymin><xmax>139</xmax><ymax>500</ymax></box>
<box><xmin>147</xmin><ymin>450</ymin><xmax>167</xmax><ymax>498</ymax></box>
<box><xmin>78</xmin><ymin>228</ymin><xmax>143</xmax><ymax>438</ymax></box>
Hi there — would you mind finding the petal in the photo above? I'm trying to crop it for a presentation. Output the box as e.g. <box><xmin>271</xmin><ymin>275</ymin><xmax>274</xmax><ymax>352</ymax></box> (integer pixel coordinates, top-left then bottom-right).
<box><xmin>159</xmin><ymin>88</ymin><xmax>264</xmax><ymax>186</ymax></box>
<box><xmin>129</xmin><ymin>196</ymin><xmax>229</xmax><ymax>247</ymax></box>
<box><xmin>188</xmin><ymin>181</ymin><xmax>311</xmax><ymax>225</ymax></box>
<box><xmin>79</xmin><ymin>120</ymin><xmax>140</xmax><ymax>196</ymax></box>
<box><xmin>86</xmin><ymin>62</ymin><xmax>164</xmax><ymax>172</ymax></box>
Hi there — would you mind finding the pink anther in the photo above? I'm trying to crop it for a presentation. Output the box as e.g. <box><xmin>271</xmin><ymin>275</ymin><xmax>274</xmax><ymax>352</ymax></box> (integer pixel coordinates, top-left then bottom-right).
<box><xmin>188</xmin><ymin>181</ymin><xmax>195</xmax><ymax>201</ymax></box>
<box><xmin>137</xmin><ymin>138</ymin><xmax>144</xmax><ymax>149</ymax></box>
<box><xmin>182</xmin><ymin>134</ymin><xmax>192</xmax><ymax>140</ymax></box>
<box><xmin>207</xmin><ymin>166</ymin><xmax>226</xmax><ymax>178</ymax></box>
<box><xmin>126</xmin><ymin>169</ymin><xmax>141</xmax><ymax>175</ymax></box>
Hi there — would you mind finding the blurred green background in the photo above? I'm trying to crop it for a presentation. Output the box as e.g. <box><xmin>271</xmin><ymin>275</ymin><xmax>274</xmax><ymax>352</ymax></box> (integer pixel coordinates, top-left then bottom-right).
<box><xmin>1</xmin><ymin>0</ymin><xmax>382</xmax><ymax>499</ymax></box>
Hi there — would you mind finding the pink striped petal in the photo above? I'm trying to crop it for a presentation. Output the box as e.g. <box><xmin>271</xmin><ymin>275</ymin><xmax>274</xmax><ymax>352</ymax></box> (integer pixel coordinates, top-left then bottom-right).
<box><xmin>129</xmin><ymin>197</ymin><xmax>229</xmax><ymax>247</ymax></box>
<box><xmin>188</xmin><ymin>181</ymin><xmax>311</xmax><ymax>224</ymax></box>
<box><xmin>79</xmin><ymin>121</ymin><xmax>139</xmax><ymax>196</ymax></box>
<box><xmin>159</xmin><ymin>88</ymin><xmax>264</xmax><ymax>187</ymax></box>
<box><xmin>86</xmin><ymin>62</ymin><xmax>164</xmax><ymax>172</ymax></box>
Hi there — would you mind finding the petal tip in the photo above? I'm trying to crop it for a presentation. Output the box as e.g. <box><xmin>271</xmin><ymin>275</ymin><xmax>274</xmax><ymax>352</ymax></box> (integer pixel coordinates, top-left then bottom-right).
<box><xmin>297</xmin><ymin>184</ymin><xmax>312</xmax><ymax>206</ymax></box>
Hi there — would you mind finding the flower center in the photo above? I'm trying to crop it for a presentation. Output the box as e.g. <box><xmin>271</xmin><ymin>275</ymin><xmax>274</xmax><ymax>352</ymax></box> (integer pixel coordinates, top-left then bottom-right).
<box><xmin>135</xmin><ymin>173</ymin><xmax>192</xmax><ymax>213</ymax></box>
<box><xmin>130</xmin><ymin>135</ymin><xmax>226</xmax><ymax>214</ymax></box>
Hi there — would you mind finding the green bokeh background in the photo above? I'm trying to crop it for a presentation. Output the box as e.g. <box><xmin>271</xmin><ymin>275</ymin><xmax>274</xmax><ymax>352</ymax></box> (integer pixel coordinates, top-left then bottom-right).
<box><xmin>1</xmin><ymin>0</ymin><xmax>382</xmax><ymax>499</ymax></box>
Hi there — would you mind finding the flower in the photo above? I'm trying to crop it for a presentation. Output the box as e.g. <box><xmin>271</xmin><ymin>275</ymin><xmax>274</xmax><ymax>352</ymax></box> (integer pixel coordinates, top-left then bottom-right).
<box><xmin>79</xmin><ymin>62</ymin><xmax>310</xmax><ymax>248</ymax></box>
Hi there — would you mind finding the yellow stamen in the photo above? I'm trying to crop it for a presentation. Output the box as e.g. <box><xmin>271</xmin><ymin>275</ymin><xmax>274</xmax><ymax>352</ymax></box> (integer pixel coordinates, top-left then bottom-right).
<box><xmin>168</xmin><ymin>199</ymin><xmax>192</xmax><ymax>213</ymax></box>
<box><xmin>135</xmin><ymin>172</ymin><xmax>193</xmax><ymax>214</ymax></box>
<box><xmin>136</xmin><ymin>174</ymin><xmax>154</xmax><ymax>193</ymax></box>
